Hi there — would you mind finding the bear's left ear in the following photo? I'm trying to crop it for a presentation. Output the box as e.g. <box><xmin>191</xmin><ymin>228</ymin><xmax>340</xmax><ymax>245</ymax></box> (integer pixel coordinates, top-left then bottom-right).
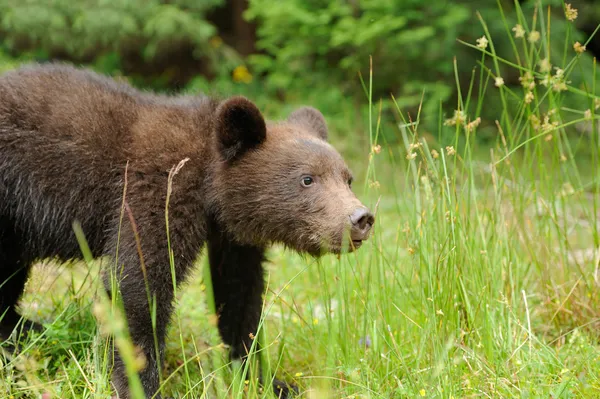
<box><xmin>215</xmin><ymin>96</ymin><xmax>267</xmax><ymax>162</ymax></box>
<box><xmin>288</xmin><ymin>106</ymin><xmax>328</xmax><ymax>141</ymax></box>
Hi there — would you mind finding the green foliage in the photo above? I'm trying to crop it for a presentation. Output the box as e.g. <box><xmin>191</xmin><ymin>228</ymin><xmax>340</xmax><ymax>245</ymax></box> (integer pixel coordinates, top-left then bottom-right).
<box><xmin>0</xmin><ymin>0</ymin><xmax>233</xmax><ymax>85</ymax></box>
<box><xmin>246</xmin><ymin>1</ymin><xmax>494</xmax><ymax>111</ymax></box>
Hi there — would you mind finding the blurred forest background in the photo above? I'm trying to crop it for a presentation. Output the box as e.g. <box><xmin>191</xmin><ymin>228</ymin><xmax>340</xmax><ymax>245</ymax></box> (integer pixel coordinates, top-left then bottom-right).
<box><xmin>0</xmin><ymin>0</ymin><xmax>599</xmax><ymax>150</ymax></box>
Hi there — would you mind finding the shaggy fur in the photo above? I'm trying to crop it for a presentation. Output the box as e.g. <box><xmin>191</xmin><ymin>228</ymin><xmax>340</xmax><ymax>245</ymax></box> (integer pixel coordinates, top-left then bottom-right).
<box><xmin>0</xmin><ymin>63</ymin><xmax>374</xmax><ymax>398</ymax></box>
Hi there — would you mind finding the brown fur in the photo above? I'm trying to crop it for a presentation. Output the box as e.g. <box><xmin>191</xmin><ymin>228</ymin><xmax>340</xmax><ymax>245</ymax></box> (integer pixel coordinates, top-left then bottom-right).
<box><xmin>0</xmin><ymin>63</ymin><xmax>374</xmax><ymax>398</ymax></box>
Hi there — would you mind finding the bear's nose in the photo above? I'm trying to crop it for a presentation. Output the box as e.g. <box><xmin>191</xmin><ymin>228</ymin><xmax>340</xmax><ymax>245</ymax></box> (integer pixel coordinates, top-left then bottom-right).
<box><xmin>350</xmin><ymin>207</ymin><xmax>375</xmax><ymax>240</ymax></box>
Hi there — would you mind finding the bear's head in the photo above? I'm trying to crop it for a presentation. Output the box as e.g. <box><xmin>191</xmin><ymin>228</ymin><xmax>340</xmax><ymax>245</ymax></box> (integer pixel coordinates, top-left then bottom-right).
<box><xmin>210</xmin><ymin>97</ymin><xmax>374</xmax><ymax>256</ymax></box>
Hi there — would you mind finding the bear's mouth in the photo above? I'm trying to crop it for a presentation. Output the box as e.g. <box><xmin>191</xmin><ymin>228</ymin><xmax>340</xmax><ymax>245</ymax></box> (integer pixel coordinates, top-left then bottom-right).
<box><xmin>350</xmin><ymin>240</ymin><xmax>363</xmax><ymax>250</ymax></box>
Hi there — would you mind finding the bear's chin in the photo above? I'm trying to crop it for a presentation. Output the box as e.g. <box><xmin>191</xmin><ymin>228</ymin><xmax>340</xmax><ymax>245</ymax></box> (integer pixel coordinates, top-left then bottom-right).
<box><xmin>302</xmin><ymin>240</ymin><xmax>363</xmax><ymax>257</ymax></box>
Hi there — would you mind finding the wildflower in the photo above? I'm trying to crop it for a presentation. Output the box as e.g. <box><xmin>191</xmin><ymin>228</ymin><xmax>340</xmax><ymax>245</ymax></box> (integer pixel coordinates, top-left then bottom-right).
<box><xmin>476</xmin><ymin>36</ymin><xmax>488</xmax><ymax>49</ymax></box>
<box><xmin>372</xmin><ymin>144</ymin><xmax>381</xmax><ymax>154</ymax></box>
<box><xmin>446</xmin><ymin>146</ymin><xmax>456</xmax><ymax>156</ymax></box>
<box><xmin>565</xmin><ymin>4</ymin><xmax>578</xmax><ymax>21</ymax></box>
<box><xmin>406</xmin><ymin>152</ymin><xmax>417</xmax><ymax>160</ymax></box>
<box><xmin>295</xmin><ymin>372</ymin><xmax>304</xmax><ymax>377</ymax></box>
<box><xmin>542</xmin><ymin>114</ymin><xmax>559</xmax><ymax>133</ymax></box>
<box><xmin>512</xmin><ymin>24</ymin><xmax>525</xmax><ymax>38</ymax></box>
<box><xmin>540</xmin><ymin>76</ymin><xmax>550</xmax><ymax>87</ymax></box>
<box><xmin>519</xmin><ymin>71</ymin><xmax>535</xmax><ymax>90</ymax></box>
<box><xmin>232</xmin><ymin>65</ymin><xmax>253</xmax><ymax>84</ymax></box>
<box><xmin>358</xmin><ymin>336</ymin><xmax>372</xmax><ymax>348</ymax></box>
<box><xmin>530</xmin><ymin>114</ymin><xmax>541</xmax><ymax>130</ymax></box>
<box><xmin>538</xmin><ymin>58</ymin><xmax>552</xmax><ymax>73</ymax></box>
<box><xmin>573</xmin><ymin>41</ymin><xmax>586</xmax><ymax>54</ymax></box>
<box><xmin>552</xmin><ymin>80</ymin><xmax>567</xmax><ymax>92</ymax></box>
<box><xmin>210</xmin><ymin>36</ymin><xmax>223</xmax><ymax>48</ymax></box>
<box><xmin>525</xmin><ymin>91</ymin><xmax>534</xmax><ymax>104</ymax></box>
<box><xmin>431</xmin><ymin>149</ymin><xmax>439</xmax><ymax>159</ymax></box>
<box><xmin>444</xmin><ymin>109</ymin><xmax>467</xmax><ymax>126</ymax></box>
<box><xmin>419</xmin><ymin>389</ymin><xmax>426</xmax><ymax>397</ymax></box>
<box><xmin>465</xmin><ymin>117</ymin><xmax>481</xmax><ymax>133</ymax></box>
<box><xmin>494</xmin><ymin>76</ymin><xmax>504</xmax><ymax>87</ymax></box>
<box><xmin>539</xmin><ymin>68</ymin><xmax>569</xmax><ymax>92</ymax></box>
<box><xmin>313</xmin><ymin>318</ymin><xmax>319</xmax><ymax>325</ymax></box>
<box><xmin>528</xmin><ymin>30</ymin><xmax>540</xmax><ymax>43</ymax></box>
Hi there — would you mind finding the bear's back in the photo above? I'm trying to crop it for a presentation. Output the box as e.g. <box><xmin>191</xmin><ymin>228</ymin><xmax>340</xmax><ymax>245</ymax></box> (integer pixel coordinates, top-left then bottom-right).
<box><xmin>0</xmin><ymin>64</ymin><xmax>212</xmax><ymax>157</ymax></box>
<box><xmin>0</xmin><ymin>64</ymin><xmax>215</xmax><ymax>260</ymax></box>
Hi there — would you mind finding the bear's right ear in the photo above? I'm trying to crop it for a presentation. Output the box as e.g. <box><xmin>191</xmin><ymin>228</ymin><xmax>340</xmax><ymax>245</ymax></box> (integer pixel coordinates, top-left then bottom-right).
<box><xmin>215</xmin><ymin>96</ymin><xmax>267</xmax><ymax>162</ymax></box>
<box><xmin>287</xmin><ymin>106</ymin><xmax>328</xmax><ymax>141</ymax></box>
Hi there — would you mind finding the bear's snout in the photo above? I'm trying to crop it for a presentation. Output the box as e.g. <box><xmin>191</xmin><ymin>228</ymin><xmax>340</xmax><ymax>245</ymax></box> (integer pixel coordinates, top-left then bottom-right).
<box><xmin>349</xmin><ymin>207</ymin><xmax>375</xmax><ymax>248</ymax></box>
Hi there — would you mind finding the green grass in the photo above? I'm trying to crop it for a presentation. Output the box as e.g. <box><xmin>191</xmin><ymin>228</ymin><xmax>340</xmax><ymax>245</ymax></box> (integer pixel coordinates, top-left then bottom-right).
<box><xmin>2</xmin><ymin>1</ymin><xmax>600</xmax><ymax>398</ymax></box>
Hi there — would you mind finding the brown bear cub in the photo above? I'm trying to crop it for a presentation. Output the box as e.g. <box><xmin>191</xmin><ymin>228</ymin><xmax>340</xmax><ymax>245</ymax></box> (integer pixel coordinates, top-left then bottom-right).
<box><xmin>0</xmin><ymin>64</ymin><xmax>375</xmax><ymax>398</ymax></box>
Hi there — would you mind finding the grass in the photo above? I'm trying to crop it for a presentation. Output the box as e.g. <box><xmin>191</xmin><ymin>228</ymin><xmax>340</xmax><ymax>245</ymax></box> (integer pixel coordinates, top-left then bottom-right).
<box><xmin>2</xmin><ymin>1</ymin><xmax>600</xmax><ymax>398</ymax></box>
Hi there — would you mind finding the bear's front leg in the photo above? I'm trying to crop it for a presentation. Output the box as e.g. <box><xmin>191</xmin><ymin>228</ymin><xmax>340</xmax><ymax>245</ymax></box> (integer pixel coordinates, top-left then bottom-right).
<box><xmin>103</xmin><ymin>237</ymin><xmax>175</xmax><ymax>399</ymax></box>
<box><xmin>103</xmin><ymin>209</ymin><xmax>197</xmax><ymax>399</ymax></box>
<box><xmin>207</xmin><ymin>220</ymin><xmax>298</xmax><ymax>398</ymax></box>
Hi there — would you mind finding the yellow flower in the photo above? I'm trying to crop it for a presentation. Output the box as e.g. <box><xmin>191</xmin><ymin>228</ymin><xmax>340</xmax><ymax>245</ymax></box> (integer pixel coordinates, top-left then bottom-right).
<box><xmin>210</xmin><ymin>36</ymin><xmax>223</xmax><ymax>48</ymax></box>
<box><xmin>525</xmin><ymin>91</ymin><xmax>534</xmax><ymax>104</ymax></box>
<box><xmin>528</xmin><ymin>30</ymin><xmax>540</xmax><ymax>43</ymax></box>
<box><xmin>444</xmin><ymin>109</ymin><xmax>466</xmax><ymax>126</ymax></box>
<box><xmin>519</xmin><ymin>71</ymin><xmax>535</xmax><ymax>90</ymax></box>
<box><xmin>574</xmin><ymin>41</ymin><xmax>586</xmax><ymax>54</ymax></box>
<box><xmin>465</xmin><ymin>117</ymin><xmax>481</xmax><ymax>133</ymax></box>
<box><xmin>530</xmin><ymin>114</ymin><xmax>541</xmax><ymax>130</ymax></box>
<box><xmin>512</xmin><ymin>24</ymin><xmax>525</xmax><ymax>38</ymax></box>
<box><xmin>538</xmin><ymin>58</ymin><xmax>552</xmax><ymax>73</ymax></box>
<box><xmin>233</xmin><ymin>65</ymin><xmax>253</xmax><ymax>84</ymax></box>
<box><xmin>476</xmin><ymin>36</ymin><xmax>488</xmax><ymax>49</ymax></box>
<box><xmin>495</xmin><ymin>76</ymin><xmax>504</xmax><ymax>87</ymax></box>
<box><xmin>565</xmin><ymin>4</ymin><xmax>578</xmax><ymax>21</ymax></box>
<box><xmin>419</xmin><ymin>389</ymin><xmax>426</xmax><ymax>397</ymax></box>
<box><xmin>541</xmin><ymin>114</ymin><xmax>559</xmax><ymax>133</ymax></box>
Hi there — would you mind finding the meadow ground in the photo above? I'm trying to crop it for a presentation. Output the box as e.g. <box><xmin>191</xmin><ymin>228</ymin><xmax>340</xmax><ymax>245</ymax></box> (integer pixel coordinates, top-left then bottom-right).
<box><xmin>2</xmin><ymin>3</ymin><xmax>600</xmax><ymax>398</ymax></box>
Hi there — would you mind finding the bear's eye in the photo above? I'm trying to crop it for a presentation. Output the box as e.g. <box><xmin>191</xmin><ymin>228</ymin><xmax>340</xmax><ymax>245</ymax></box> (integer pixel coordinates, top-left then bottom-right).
<box><xmin>347</xmin><ymin>177</ymin><xmax>353</xmax><ymax>187</ymax></box>
<box><xmin>301</xmin><ymin>176</ymin><xmax>314</xmax><ymax>187</ymax></box>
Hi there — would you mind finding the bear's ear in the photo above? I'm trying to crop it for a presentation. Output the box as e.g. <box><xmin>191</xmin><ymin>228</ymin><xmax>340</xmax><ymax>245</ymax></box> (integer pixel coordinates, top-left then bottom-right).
<box><xmin>215</xmin><ymin>96</ymin><xmax>267</xmax><ymax>162</ymax></box>
<box><xmin>287</xmin><ymin>106</ymin><xmax>328</xmax><ymax>141</ymax></box>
